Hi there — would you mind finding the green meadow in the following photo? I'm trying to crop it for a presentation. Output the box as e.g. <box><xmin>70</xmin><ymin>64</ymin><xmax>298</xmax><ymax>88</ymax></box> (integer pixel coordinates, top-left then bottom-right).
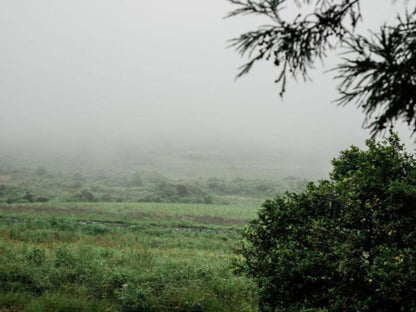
<box><xmin>0</xmin><ymin>161</ymin><xmax>307</xmax><ymax>311</ymax></box>
<box><xmin>0</xmin><ymin>202</ymin><xmax>259</xmax><ymax>311</ymax></box>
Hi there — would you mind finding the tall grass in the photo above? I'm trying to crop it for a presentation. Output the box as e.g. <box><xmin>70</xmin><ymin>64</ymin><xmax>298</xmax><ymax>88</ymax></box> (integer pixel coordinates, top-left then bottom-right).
<box><xmin>0</xmin><ymin>203</ymin><xmax>258</xmax><ymax>311</ymax></box>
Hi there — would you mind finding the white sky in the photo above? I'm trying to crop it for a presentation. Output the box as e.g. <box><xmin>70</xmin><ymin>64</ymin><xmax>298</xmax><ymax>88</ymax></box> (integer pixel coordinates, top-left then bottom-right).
<box><xmin>0</xmin><ymin>0</ymin><xmax>414</xmax><ymax>177</ymax></box>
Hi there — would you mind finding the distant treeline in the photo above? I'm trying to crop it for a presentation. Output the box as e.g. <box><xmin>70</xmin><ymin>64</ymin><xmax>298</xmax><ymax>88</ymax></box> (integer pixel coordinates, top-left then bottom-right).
<box><xmin>0</xmin><ymin>167</ymin><xmax>307</xmax><ymax>205</ymax></box>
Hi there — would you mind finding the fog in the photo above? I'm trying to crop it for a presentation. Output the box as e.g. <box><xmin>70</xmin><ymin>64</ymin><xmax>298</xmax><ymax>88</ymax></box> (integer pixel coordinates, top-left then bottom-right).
<box><xmin>0</xmin><ymin>0</ymin><xmax>414</xmax><ymax>179</ymax></box>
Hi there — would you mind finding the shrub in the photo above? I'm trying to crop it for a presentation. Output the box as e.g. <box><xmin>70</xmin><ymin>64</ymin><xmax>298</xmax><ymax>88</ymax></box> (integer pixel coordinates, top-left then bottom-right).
<box><xmin>26</xmin><ymin>247</ymin><xmax>46</xmax><ymax>265</ymax></box>
<box><xmin>176</xmin><ymin>184</ymin><xmax>189</xmax><ymax>196</ymax></box>
<box><xmin>207</xmin><ymin>177</ymin><xmax>226</xmax><ymax>193</ymax></box>
<box><xmin>116</xmin><ymin>283</ymin><xmax>152</xmax><ymax>312</ymax></box>
<box><xmin>234</xmin><ymin>135</ymin><xmax>416</xmax><ymax>311</ymax></box>
<box><xmin>24</xmin><ymin>192</ymin><xmax>35</xmax><ymax>203</ymax></box>
<box><xmin>55</xmin><ymin>245</ymin><xmax>76</xmax><ymax>268</ymax></box>
<box><xmin>36</xmin><ymin>195</ymin><xmax>50</xmax><ymax>202</ymax></box>
<box><xmin>126</xmin><ymin>172</ymin><xmax>144</xmax><ymax>187</ymax></box>
<box><xmin>77</xmin><ymin>189</ymin><xmax>95</xmax><ymax>202</ymax></box>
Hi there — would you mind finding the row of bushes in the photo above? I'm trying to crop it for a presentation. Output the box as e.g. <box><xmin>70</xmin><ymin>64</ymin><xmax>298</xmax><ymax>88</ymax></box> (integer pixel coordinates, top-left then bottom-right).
<box><xmin>0</xmin><ymin>184</ymin><xmax>215</xmax><ymax>204</ymax></box>
<box><xmin>0</xmin><ymin>170</ymin><xmax>307</xmax><ymax>204</ymax></box>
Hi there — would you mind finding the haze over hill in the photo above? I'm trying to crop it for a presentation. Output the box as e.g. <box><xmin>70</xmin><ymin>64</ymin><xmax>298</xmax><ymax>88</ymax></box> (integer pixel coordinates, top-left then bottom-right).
<box><xmin>1</xmin><ymin>0</ymin><xmax>414</xmax><ymax>180</ymax></box>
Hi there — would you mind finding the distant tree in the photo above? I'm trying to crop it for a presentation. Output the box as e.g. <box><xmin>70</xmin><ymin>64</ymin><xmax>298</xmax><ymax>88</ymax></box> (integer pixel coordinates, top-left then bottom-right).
<box><xmin>127</xmin><ymin>172</ymin><xmax>144</xmax><ymax>187</ymax></box>
<box><xmin>207</xmin><ymin>177</ymin><xmax>226</xmax><ymax>192</ymax></box>
<box><xmin>24</xmin><ymin>191</ymin><xmax>34</xmax><ymax>203</ymax></box>
<box><xmin>228</xmin><ymin>0</ymin><xmax>416</xmax><ymax>136</ymax></box>
<box><xmin>176</xmin><ymin>184</ymin><xmax>189</xmax><ymax>196</ymax></box>
<box><xmin>72</xmin><ymin>172</ymin><xmax>85</xmax><ymax>188</ymax></box>
<box><xmin>77</xmin><ymin>189</ymin><xmax>95</xmax><ymax>202</ymax></box>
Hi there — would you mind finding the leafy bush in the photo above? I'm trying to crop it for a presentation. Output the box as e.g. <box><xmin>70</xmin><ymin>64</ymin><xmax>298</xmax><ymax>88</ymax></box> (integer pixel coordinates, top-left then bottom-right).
<box><xmin>207</xmin><ymin>177</ymin><xmax>226</xmax><ymax>192</ymax></box>
<box><xmin>116</xmin><ymin>283</ymin><xmax>152</xmax><ymax>312</ymax></box>
<box><xmin>55</xmin><ymin>245</ymin><xmax>76</xmax><ymax>268</ymax></box>
<box><xmin>76</xmin><ymin>189</ymin><xmax>96</xmax><ymax>202</ymax></box>
<box><xmin>234</xmin><ymin>135</ymin><xmax>416</xmax><ymax>311</ymax></box>
<box><xmin>26</xmin><ymin>247</ymin><xmax>46</xmax><ymax>265</ymax></box>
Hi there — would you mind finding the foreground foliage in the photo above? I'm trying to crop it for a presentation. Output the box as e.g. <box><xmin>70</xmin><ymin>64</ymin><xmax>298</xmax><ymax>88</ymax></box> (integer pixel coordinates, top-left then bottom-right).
<box><xmin>0</xmin><ymin>203</ymin><xmax>258</xmax><ymax>311</ymax></box>
<box><xmin>234</xmin><ymin>135</ymin><xmax>416</xmax><ymax>311</ymax></box>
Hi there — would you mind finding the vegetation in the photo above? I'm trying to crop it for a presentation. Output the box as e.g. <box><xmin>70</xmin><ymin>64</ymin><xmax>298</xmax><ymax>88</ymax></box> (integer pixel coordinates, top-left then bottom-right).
<box><xmin>1</xmin><ymin>2</ymin><xmax>414</xmax><ymax>311</ymax></box>
<box><xmin>233</xmin><ymin>135</ymin><xmax>416</xmax><ymax>311</ymax></box>
<box><xmin>0</xmin><ymin>168</ymin><xmax>306</xmax><ymax>206</ymax></box>
<box><xmin>0</xmin><ymin>202</ymin><xmax>258</xmax><ymax>311</ymax></box>
<box><xmin>0</xmin><ymin>152</ymin><xmax>308</xmax><ymax>311</ymax></box>
<box><xmin>229</xmin><ymin>2</ymin><xmax>416</xmax><ymax>310</ymax></box>
<box><xmin>228</xmin><ymin>0</ymin><xmax>416</xmax><ymax>135</ymax></box>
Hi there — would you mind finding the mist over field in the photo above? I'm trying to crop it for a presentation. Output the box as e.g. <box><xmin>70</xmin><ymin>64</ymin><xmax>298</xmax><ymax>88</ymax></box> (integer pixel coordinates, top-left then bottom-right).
<box><xmin>2</xmin><ymin>1</ymin><xmax>416</xmax><ymax>311</ymax></box>
<box><xmin>0</xmin><ymin>0</ymin><xmax>414</xmax><ymax>180</ymax></box>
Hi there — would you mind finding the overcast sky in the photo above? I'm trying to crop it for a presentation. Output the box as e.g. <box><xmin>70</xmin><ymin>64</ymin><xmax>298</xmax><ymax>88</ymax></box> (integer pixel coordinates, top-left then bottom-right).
<box><xmin>0</xmin><ymin>0</ymin><xmax>414</xmax><ymax>176</ymax></box>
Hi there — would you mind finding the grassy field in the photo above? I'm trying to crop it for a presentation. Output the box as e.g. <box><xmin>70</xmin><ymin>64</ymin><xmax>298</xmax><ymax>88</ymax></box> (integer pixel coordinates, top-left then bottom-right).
<box><xmin>0</xmin><ymin>202</ymin><xmax>259</xmax><ymax>311</ymax></box>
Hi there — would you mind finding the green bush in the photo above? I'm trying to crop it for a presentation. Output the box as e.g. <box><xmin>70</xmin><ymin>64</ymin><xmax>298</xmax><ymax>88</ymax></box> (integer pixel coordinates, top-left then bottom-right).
<box><xmin>234</xmin><ymin>135</ymin><xmax>416</xmax><ymax>311</ymax></box>
<box><xmin>55</xmin><ymin>245</ymin><xmax>76</xmax><ymax>268</ymax></box>
<box><xmin>116</xmin><ymin>283</ymin><xmax>152</xmax><ymax>311</ymax></box>
<box><xmin>26</xmin><ymin>247</ymin><xmax>46</xmax><ymax>265</ymax></box>
<box><xmin>76</xmin><ymin>189</ymin><xmax>96</xmax><ymax>202</ymax></box>
<box><xmin>126</xmin><ymin>172</ymin><xmax>144</xmax><ymax>187</ymax></box>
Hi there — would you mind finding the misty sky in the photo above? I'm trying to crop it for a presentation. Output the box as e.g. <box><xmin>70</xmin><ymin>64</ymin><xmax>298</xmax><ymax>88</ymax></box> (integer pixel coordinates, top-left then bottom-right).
<box><xmin>0</xmin><ymin>0</ymin><xmax>414</xmax><ymax>177</ymax></box>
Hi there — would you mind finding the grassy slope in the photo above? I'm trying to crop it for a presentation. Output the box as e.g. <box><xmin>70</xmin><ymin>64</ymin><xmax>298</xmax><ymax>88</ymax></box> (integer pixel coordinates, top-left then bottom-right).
<box><xmin>0</xmin><ymin>202</ymin><xmax>259</xmax><ymax>312</ymax></box>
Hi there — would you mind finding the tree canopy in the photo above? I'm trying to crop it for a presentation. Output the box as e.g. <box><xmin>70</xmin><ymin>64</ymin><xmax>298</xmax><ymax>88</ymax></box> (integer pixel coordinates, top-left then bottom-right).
<box><xmin>228</xmin><ymin>0</ymin><xmax>416</xmax><ymax>136</ymax></box>
<box><xmin>233</xmin><ymin>134</ymin><xmax>416</xmax><ymax>311</ymax></box>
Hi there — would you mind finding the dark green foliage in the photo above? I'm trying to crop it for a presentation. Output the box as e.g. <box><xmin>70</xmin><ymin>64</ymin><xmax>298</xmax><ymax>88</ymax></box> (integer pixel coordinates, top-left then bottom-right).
<box><xmin>336</xmin><ymin>12</ymin><xmax>416</xmax><ymax>136</ymax></box>
<box><xmin>76</xmin><ymin>189</ymin><xmax>96</xmax><ymax>202</ymax></box>
<box><xmin>116</xmin><ymin>284</ymin><xmax>152</xmax><ymax>311</ymax></box>
<box><xmin>36</xmin><ymin>195</ymin><xmax>50</xmax><ymax>202</ymax></box>
<box><xmin>55</xmin><ymin>245</ymin><xmax>76</xmax><ymax>268</ymax></box>
<box><xmin>0</xmin><ymin>184</ymin><xmax>49</xmax><ymax>204</ymax></box>
<box><xmin>207</xmin><ymin>177</ymin><xmax>226</xmax><ymax>192</ymax></box>
<box><xmin>126</xmin><ymin>171</ymin><xmax>144</xmax><ymax>187</ymax></box>
<box><xmin>176</xmin><ymin>184</ymin><xmax>189</xmax><ymax>196</ymax></box>
<box><xmin>234</xmin><ymin>135</ymin><xmax>416</xmax><ymax>311</ymax></box>
<box><xmin>228</xmin><ymin>0</ymin><xmax>416</xmax><ymax>135</ymax></box>
<box><xmin>26</xmin><ymin>247</ymin><xmax>46</xmax><ymax>265</ymax></box>
<box><xmin>24</xmin><ymin>192</ymin><xmax>35</xmax><ymax>203</ymax></box>
<box><xmin>0</xmin><ymin>166</ymin><xmax>305</xmax><ymax>204</ymax></box>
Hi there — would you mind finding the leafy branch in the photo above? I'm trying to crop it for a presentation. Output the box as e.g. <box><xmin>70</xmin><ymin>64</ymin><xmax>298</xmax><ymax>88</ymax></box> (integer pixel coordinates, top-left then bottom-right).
<box><xmin>228</xmin><ymin>0</ymin><xmax>416</xmax><ymax>135</ymax></box>
<box><xmin>228</xmin><ymin>0</ymin><xmax>361</xmax><ymax>96</ymax></box>
<box><xmin>336</xmin><ymin>10</ymin><xmax>416</xmax><ymax>135</ymax></box>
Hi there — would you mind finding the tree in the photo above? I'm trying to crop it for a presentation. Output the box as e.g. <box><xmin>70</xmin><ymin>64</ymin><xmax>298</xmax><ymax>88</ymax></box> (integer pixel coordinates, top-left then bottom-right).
<box><xmin>233</xmin><ymin>134</ymin><xmax>416</xmax><ymax>311</ymax></box>
<box><xmin>227</xmin><ymin>0</ymin><xmax>416</xmax><ymax>136</ymax></box>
